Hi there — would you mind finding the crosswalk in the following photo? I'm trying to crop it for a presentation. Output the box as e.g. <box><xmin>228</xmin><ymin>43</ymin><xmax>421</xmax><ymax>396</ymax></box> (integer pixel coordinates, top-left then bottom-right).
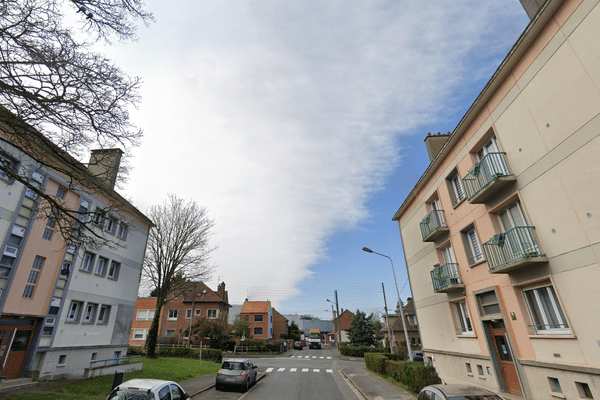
<box><xmin>265</xmin><ymin>367</ymin><xmax>333</xmax><ymax>374</ymax></box>
<box><xmin>290</xmin><ymin>356</ymin><xmax>331</xmax><ymax>359</ymax></box>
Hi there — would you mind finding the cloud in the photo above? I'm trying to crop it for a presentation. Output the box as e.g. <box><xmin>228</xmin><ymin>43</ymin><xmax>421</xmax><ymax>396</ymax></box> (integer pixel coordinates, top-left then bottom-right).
<box><xmin>115</xmin><ymin>1</ymin><xmax>528</xmax><ymax>304</ymax></box>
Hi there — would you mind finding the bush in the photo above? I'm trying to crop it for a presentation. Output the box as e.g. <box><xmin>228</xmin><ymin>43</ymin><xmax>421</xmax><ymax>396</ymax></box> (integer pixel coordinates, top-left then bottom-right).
<box><xmin>383</xmin><ymin>353</ymin><xmax>404</xmax><ymax>362</ymax></box>
<box><xmin>128</xmin><ymin>346</ymin><xmax>145</xmax><ymax>356</ymax></box>
<box><xmin>155</xmin><ymin>347</ymin><xmax>223</xmax><ymax>362</ymax></box>
<box><xmin>364</xmin><ymin>353</ymin><xmax>387</xmax><ymax>374</ymax></box>
<box><xmin>340</xmin><ymin>344</ymin><xmax>389</xmax><ymax>357</ymax></box>
<box><xmin>382</xmin><ymin>359</ymin><xmax>440</xmax><ymax>393</ymax></box>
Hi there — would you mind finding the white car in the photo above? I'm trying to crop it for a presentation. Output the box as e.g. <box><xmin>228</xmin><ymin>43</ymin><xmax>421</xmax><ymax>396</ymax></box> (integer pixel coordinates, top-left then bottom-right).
<box><xmin>107</xmin><ymin>379</ymin><xmax>190</xmax><ymax>400</ymax></box>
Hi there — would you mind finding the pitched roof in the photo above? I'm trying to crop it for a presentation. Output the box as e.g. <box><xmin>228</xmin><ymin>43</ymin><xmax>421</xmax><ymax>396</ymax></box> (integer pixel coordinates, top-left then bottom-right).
<box><xmin>241</xmin><ymin>300</ymin><xmax>271</xmax><ymax>314</ymax></box>
<box><xmin>177</xmin><ymin>281</ymin><xmax>230</xmax><ymax>305</ymax></box>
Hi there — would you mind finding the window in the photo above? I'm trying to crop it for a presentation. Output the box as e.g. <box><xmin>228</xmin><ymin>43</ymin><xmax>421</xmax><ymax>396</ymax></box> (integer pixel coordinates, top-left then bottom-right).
<box><xmin>454</xmin><ymin>300</ymin><xmax>473</xmax><ymax>334</ymax></box>
<box><xmin>83</xmin><ymin>303</ymin><xmax>97</xmax><ymax>323</ymax></box>
<box><xmin>107</xmin><ymin>261</ymin><xmax>120</xmax><ymax>279</ymax></box>
<box><xmin>462</xmin><ymin>226</ymin><xmax>484</xmax><ymax>265</ymax></box>
<box><xmin>168</xmin><ymin>309</ymin><xmax>178</xmax><ymax>321</ymax></box>
<box><xmin>91</xmin><ymin>353</ymin><xmax>97</xmax><ymax>361</ymax></box>
<box><xmin>42</xmin><ymin>326</ymin><xmax>54</xmax><ymax>336</ymax></box>
<box><xmin>136</xmin><ymin>309</ymin><xmax>155</xmax><ymax>320</ymax></box>
<box><xmin>23</xmin><ymin>256</ymin><xmax>45</xmax><ymax>298</ymax></box>
<box><xmin>42</xmin><ymin>217</ymin><xmax>55</xmax><ymax>240</ymax></box>
<box><xmin>186</xmin><ymin>309</ymin><xmax>192</xmax><ymax>319</ymax></box>
<box><xmin>58</xmin><ymin>355</ymin><xmax>67</xmax><ymax>366</ymax></box>
<box><xmin>105</xmin><ymin>219</ymin><xmax>117</xmax><ymax>234</ymax></box>
<box><xmin>447</xmin><ymin>169</ymin><xmax>466</xmax><ymax>206</ymax></box>
<box><xmin>133</xmin><ymin>329</ymin><xmax>147</xmax><ymax>340</ymax></box>
<box><xmin>93</xmin><ymin>208</ymin><xmax>105</xmax><ymax>225</ymax></box>
<box><xmin>207</xmin><ymin>309</ymin><xmax>217</xmax><ymax>319</ymax></box>
<box><xmin>56</xmin><ymin>186</ymin><xmax>66</xmax><ymax>200</ymax></box>
<box><xmin>66</xmin><ymin>301</ymin><xmax>83</xmax><ymax>322</ymax></box>
<box><xmin>254</xmin><ymin>314</ymin><xmax>263</xmax><ymax>322</ymax></box>
<box><xmin>523</xmin><ymin>284</ymin><xmax>570</xmax><ymax>334</ymax></box>
<box><xmin>158</xmin><ymin>385</ymin><xmax>171</xmax><ymax>400</ymax></box>
<box><xmin>80</xmin><ymin>252</ymin><xmax>95</xmax><ymax>273</ymax></box>
<box><xmin>575</xmin><ymin>382</ymin><xmax>594</xmax><ymax>399</ymax></box>
<box><xmin>165</xmin><ymin>329</ymin><xmax>175</xmax><ymax>337</ymax></box>
<box><xmin>195</xmin><ymin>309</ymin><xmax>202</xmax><ymax>316</ymax></box>
<box><xmin>95</xmin><ymin>257</ymin><xmax>108</xmax><ymax>276</ymax></box>
<box><xmin>97</xmin><ymin>305</ymin><xmax>111</xmax><ymax>324</ymax></box>
<box><xmin>0</xmin><ymin>152</ymin><xmax>17</xmax><ymax>183</ymax></box>
<box><xmin>548</xmin><ymin>377</ymin><xmax>562</xmax><ymax>393</ymax></box>
<box><xmin>77</xmin><ymin>200</ymin><xmax>90</xmax><ymax>222</ymax></box>
<box><xmin>477</xmin><ymin>290</ymin><xmax>502</xmax><ymax>316</ymax></box>
<box><xmin>254</xmin><ymin>327</ymin><xmax>263</xmax><ymax>336</ymax></box>
<box><xmin>117</xmin><ymin>223</ymin><xmax>128</xmax><ymax>240</ymax></box>
<box><xmin>465</xmin><ymin>363</ymin><xmax>472</xmax><ymax>374</ymax></box>
<box><xmin>23</xmin><ymin>284</ymin><xmax>35</xmax><ymax>298</ymax></box>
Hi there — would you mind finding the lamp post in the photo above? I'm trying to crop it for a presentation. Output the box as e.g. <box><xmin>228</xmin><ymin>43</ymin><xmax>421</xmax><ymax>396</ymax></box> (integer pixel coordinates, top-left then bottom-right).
<box><xmin>363</xmin><ymin>247</ymin><xmax>413</xmax><ymax>361</ymax></box>
<box><xmin>326</xmin><ymin>298</ymin><xmax>341</xmax><ymax>347</ymax></box>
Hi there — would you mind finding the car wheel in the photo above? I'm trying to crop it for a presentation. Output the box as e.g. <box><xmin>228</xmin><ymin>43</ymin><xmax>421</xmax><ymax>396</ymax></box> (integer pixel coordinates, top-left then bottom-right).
<box><xmin>245</xmin><ymin>378</ymin><xmax>250</xmax><ymax>392</ymax></box>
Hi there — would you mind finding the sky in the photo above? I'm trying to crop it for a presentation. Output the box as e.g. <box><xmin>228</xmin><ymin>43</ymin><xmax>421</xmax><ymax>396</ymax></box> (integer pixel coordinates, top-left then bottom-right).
<box><xmin>98</xmin><ymin>1</ymin><xmax>530</xmax><ymax>320</ymax></box>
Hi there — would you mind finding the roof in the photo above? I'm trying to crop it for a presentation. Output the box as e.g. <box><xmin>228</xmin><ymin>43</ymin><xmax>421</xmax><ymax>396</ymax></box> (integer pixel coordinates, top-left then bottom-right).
<box><xmin>241</xmin><ymin>301</ymin><xmax>271</xmax><ymax>314</ymax></box>
<box><xmin>178</xmin><ymin>281</ymin><xmax>229</xmax><ymax>305</ymax></box>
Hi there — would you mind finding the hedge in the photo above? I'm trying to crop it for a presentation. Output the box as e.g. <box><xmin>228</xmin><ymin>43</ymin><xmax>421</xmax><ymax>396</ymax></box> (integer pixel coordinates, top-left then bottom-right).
<box><xmin>339</xmin><ymin>344</ymin><xmax>389</xmax><ymax>357</ymax></box>
<box><xmin>126</xmin><ymin>346</ymin><xmax>223</xmax><ymax>362</ymax></box>
<box><xmin>364</xmin><ymin>354</ymin><xmax>441</xmax><ymax>394</ymax></box>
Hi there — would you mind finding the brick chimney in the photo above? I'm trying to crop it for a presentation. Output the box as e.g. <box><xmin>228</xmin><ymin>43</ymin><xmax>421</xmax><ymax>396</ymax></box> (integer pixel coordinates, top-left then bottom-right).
<box><xmin>217</xmin><ymin>282</ymin><xmax>226</xmax><ymax>301</ymax></box>
<box><xmin>424</xmin><ymin>132</ymin><xmax>451</xmax><ymax>162</ymax></box>
<box><xmin>87</xmin><ymin>148</ymin><xmax>123</xmax><ymax>189</ymax></box>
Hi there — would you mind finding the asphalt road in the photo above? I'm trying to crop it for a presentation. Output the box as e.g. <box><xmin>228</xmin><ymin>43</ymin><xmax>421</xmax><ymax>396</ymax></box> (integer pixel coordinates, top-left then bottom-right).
<box><xmin>195</xmin><ymin>347</ymin><xmax>360</xmax><ymax>400</ymax></box>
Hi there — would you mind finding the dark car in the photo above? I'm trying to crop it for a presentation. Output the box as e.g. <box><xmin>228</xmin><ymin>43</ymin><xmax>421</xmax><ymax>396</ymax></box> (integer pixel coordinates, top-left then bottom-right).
<box><xmin>293</xmin><ymin>341</ymin><xmax>303</xmax><ymax>350</ymax></box>
<box><xmin>215</xmin><ymin>359</ymin><xmax>258</xmax><ymax>392</ymax></box>
<box><xmin>411</xmin><ymin>350</ymin><xmax>424</xmax><ymax>363</ymax></box>
<box><xmin>418</xmin><ymin>384</ymin><xmax>504</xmax><ymax>400</ymax></box>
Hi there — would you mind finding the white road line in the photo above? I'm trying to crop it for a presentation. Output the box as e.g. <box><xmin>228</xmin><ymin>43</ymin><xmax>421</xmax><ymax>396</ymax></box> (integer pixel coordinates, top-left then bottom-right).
<box><xmin>266</xmin><ymin>368</ymin><xmax>274</xmax><ymax>373</ymax></box>
<box><xmin>305</xmin><ymin>356</ymin><xmax>310</xmax><ymax>359</ymax></box>
<box><xmin>302</xmin><ymin>368</ymin><xmax>309</xmax><ymax>372</ymax></box>
<box><xmin>313</xmin><ymin>369</ymin><xmax>320</xmax><ymax>373</ymax></box>
<box><xmin>277</xmin><ymin>367</ymin><xmax>286</xmax><ymax>372</ymax></box>
<box><xmin>327</xmin><ymin>357</ymin><xmax>331</xmax><ymax>359</ymax></box>
<box><xmin>326</xmin><ymin>369</ymin><xmax>333</xmax><ymax>373</ymax></box>
<box><xmin>312</xmin><ymin>356</ymin><xmax>316</xmax><ymax>358</ymax></box>
<box><xmin>320</xmin><ymin>357</ymin><xmax>324</xmax><ymax>359</ymax></box>
<box><xmin>290</xmin><ymin>368</ymin><xmax>297</xmax><ymax>372</ymax></box>
<box><xmin>290</xmin><ymin>356</ymin><xmax>295</xmax><ymax>358</ymax></box>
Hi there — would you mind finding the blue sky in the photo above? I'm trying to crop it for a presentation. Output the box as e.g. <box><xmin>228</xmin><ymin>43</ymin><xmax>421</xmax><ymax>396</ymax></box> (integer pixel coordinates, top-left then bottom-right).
<box><xmin>98</xmin><ymin>1</ymin><xmax>530</xmax><ymax>320</ymax></box>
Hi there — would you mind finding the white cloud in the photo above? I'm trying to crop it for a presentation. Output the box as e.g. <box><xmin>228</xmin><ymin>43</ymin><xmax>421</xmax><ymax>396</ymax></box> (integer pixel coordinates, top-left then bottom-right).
<box><xmin>113</xmin><ymin>1</ymin><xmax>528</xmax><ymax>305</ymax></box>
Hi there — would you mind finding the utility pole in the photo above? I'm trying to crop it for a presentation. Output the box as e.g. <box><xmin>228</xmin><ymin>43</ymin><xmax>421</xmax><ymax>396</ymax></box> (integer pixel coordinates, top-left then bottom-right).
<box><xmin>382</xmin><ymin>283</ymin><xmax>394</xmax><ymax>354</ymax></box>
<box><xmin>335</xmin><ymin>290</ymin><xmax>341</xmax><ymax>346</ymax></box>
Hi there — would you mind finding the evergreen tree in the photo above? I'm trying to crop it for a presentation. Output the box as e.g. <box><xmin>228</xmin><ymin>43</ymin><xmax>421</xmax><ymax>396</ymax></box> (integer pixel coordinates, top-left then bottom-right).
<box><xmin>348</xmin><ymin>310</ymin><xmax>375</xmax><ymax>346</ymax></box>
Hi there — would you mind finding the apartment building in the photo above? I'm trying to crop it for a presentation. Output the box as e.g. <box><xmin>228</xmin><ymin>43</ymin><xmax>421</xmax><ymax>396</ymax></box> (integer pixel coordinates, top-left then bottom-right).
<box><xmin>0</xmin><ymin>107</ymin><xmax>152</xmax><ymax>380</ymax></box>
<box><xmin>392</xmin><ymin>0</ymin><xmax>600</xmax><ymax>398</ymax></box>
<box><xmin>129</xmin><ymin>297</ymin><xmax>157</xmax><ymax>347</ymax></box>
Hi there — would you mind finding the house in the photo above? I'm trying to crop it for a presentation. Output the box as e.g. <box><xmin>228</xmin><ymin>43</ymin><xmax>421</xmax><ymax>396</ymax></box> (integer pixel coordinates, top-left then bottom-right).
<box><xmin>271</xmin><ymin>308</ymin><xmax>288</xmax><ymax>342</ymax></box>
<box><xmin>156</xmin><ymin>282</ymin><xmax>230</xmax><ymax>345</ymax></box>
<box><xmin>332</xmin><ymin>309</ymin><xmax>353</xmax><ymax>344</ymax></box>
<box><xmin>240</xmin><ymin>300</ymin><xmax>273</xmax><ymax>341</ymax></box>
<box><xmin>392</xmin><ymin>0</ymin><xmax>600</xmax><ymax>398</ymax></box>
<box><xmin>380</xmin><ymin>298</ymin><xmax>422</xmax><ymax>349</ymax></box>
<box><xmin>0</xmin><ymin>107</ymin><xmax>153</xmax><ymax>380</ymax></box>
<box><xmin>129</xmin><ymin>297</ymin><xmax>157</xmax><ymax>347</ymax></box>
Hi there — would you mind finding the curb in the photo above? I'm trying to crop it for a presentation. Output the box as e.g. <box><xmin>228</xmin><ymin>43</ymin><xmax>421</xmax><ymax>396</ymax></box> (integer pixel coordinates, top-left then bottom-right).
<box><xmin>339</xmin><ymin>368</ymin><xmax>368</xmax><ymax>400</ymax></box>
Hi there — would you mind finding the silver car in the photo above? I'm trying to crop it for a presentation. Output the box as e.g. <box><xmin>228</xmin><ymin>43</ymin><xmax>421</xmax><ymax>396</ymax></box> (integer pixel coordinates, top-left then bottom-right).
<box><xmin>215</xmin><ymin>358</ymin><xmax>258</xmax><ymax>392</ymax></box>
<box><xmin>418</xmin><ymin>384</ymin><xmax>504</xmax><ymax>400</ymax></box>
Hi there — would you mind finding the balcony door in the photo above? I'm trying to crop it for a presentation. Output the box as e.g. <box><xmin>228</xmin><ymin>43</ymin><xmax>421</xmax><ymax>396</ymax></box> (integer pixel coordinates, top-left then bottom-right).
<box><xmin>498</xmin><ymin>202</ymin><xmax>536</xmax><ymax>256</ymax></box>
<box><xmin>431</xmin><ymin>196</ymin><xmax>445</xmax><ymax>226</ymax></box>
<box><xmin>441</xmin><ymin>245</ymin><xmax>459</xmax><ymax>284</ymax></box>
<box><xmin>477</xmin><ymin>136</ymin><xmax>509</xmax><ymax>175</ymax></box>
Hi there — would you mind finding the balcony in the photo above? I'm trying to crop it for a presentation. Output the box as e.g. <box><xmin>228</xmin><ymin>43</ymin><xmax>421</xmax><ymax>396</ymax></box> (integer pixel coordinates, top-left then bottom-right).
<box><xmin>431</xmin><ymin>263</ymin><xmax>464</xmax><ymax>293</ymax></box>
<box><xmin>482</xmin><ymin>226</ymin><xmax>548</xmax><ymax>273</ymax></box>
<box><xmin>420</xmin><ymin>210</ymin><xmax>449</xmax><ymax>242</ymax></box>
<box><xmin>462</xmin><ymin>152</ymin><xmax>516</xmax><ymax>203</ymax></box>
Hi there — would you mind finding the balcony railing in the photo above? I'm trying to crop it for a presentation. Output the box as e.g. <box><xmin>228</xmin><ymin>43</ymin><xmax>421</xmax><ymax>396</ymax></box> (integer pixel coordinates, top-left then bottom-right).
<box><xmin>431</xmin><ymin>263</ymin><xmax>463</xmax><ymax>292</ymax></box>
<box><xmin>482</xmin><ymin>226</ymin><xmax>547</xmax><ymax>273</ymax></box>
<box><xmin>420</xmin><ymin>210</ymin><xmax>448</xmax><ymax>242</ymax></box>
<box><xmin>462</xmin><ymin>152</ymin><xmax>515</xmax><ymax>203</ymax></box>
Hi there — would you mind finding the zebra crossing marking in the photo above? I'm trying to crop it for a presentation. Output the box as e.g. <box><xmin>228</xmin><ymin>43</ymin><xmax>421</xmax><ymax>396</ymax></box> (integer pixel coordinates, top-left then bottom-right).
<box><xmin>277</xmin><ymin>367</ymin><xmax>286</xmax><ymax>372</ymax></box>
<box><xmin>290</xmin><ymin>368</ymin><xmax>297</xmax><ymax>372</ymax></box>
<box><xmin>302</xmin><ymin>368</ymin><xmax>309</xmax><ymax>372</ymax></box>
<box><xmin>313</xmin><ymin>369</ymin><xmax>320</xmax><ymax>373</ymax></box>
<box><xmin>266</xmin><ymin>367</ymin><xmax>274</xmax><ymax>373</ymax></box>
<box><xmin>326</xmin><ymin>369</ymin><xmax>333</xmax><ymax>373</ymax></box>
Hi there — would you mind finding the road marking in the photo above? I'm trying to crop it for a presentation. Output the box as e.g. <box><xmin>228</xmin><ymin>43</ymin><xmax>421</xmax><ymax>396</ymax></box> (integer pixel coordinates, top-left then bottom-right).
<box><xmin>326</xmin><ymin>369</ymin><xmax>333</xmax><ymax>373</ymax></box>
<box><xmin>290</xmin><ymin>368</ymin><xmax>297</xmax><ymax>372</ymax></box>
<box><xmin>302</xmin><ymin>368</ymin><xmax>309</xmax><ymax>372</ymax></box>
<box><xmin>266</xmin><ymin>368</ymin><xmax>274</xmax><ymax>373</ymax></box>
<box><xmin>312</xmin><ymin>356</ymin><xmax>316</xmax><ymax>358</ymax></box>
<box><xmin>313</xmin><ymin>369</ymin><xmax>320</xmax><ymax>373</ymax></box>
<box><xmin>277</xmin><ymin>367</ymin><xmax>286</xmax><ymax>372</ymax></box>
<box><xmin>320</xmin><ymin>357</ymin><xmax>324</xmax><ymax>359</ymax></box>
<box><xmin>305</xmin><ymin>356</ymin><xmax>310</xmax><ymax>359</ymax></box>
<box><xmin>290</xmin><ymin>356</ymin><xmax>295</xmax><ymax>358</ymax></box>
<box><xmin>327</xmin><ymin>357</ymin><xmax>331</xmax><ymax>359</ymax></box>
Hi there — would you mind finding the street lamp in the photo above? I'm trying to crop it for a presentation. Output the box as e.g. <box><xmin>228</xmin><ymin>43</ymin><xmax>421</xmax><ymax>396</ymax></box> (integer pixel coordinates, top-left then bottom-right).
<box><xmin>362</xmin><ymin>247</ymin><xmax>413</xmax><ymax>361</ymax></box>
<box><xmin>326</xmin><ymin>299</ymin><xmax>341</xmax><ymax>347</ymax></box>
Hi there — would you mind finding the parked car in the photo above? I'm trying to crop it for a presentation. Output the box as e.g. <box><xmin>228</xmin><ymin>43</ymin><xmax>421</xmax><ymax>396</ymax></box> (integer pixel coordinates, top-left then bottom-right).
<box><xmin>107</xmin><ymin>379</ymin><xmax>189</xmax><ymax>400</ymax></box>
<box><xmin>411</xmin><ymin>350</ymin><xmax>424</xmax><ymax>363</ymax></box>
<box><xmin>216</xmin><ymin>358</ymin><xmax>258</xmax><ymax>392</ymax></box>
<box><xmin>294</xmin><ymin>341</ymin><xmax>303</xmax><ymax>350</ymax></box>
<box><xmin>418</xmin><ymin>384</ymin><xmax>504</xmax><ymax>400</ymax></box>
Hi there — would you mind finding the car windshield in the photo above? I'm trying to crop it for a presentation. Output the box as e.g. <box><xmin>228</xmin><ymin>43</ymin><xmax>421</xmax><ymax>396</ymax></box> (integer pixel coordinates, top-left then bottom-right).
<box><xmin>107</xmin><ymin>389</ymin><xmax>154</xmax><ymax>400</ymax></box>
<box><xmin>222</xmin><ymin>361</ymin><xmax>244</xmax><ymax>370</ymax></box>
<box><xmin>449</xmin><ymin>396</ymin><xmax>503</xmax><ymax>400</ymax></box>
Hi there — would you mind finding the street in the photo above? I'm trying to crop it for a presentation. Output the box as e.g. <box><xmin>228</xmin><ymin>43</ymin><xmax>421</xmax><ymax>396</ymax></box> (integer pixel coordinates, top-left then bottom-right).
<box><xmin>194</xmin><ymin>347</ymin><xmax>361</xmax><ymax>400</ymax></box>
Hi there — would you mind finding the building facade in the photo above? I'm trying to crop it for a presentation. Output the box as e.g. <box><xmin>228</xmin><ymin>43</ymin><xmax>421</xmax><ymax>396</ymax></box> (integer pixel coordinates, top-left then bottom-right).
<box><xmin>240</xmin><ymin>300</ymin><xmax>273</xmax><ymax>340</ymax></box>
<box><xmin>393</xmin><ymin>0</ymin><xmax>600</xmax><ymax>398</ymax></box>
<box><xmin>129</xmin><ymin>297</ymin><xmax>157</xmax><ymax>347</ymax></box>
<box><xmin>0</xmin><ymin>108</ymin><xmax>152</xmax><ymax>380</ymax></box>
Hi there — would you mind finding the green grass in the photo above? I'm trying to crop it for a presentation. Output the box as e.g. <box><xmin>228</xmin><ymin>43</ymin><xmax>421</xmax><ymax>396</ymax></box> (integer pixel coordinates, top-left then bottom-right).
<box><xmin>6</xmin><ymin>358</ymin><xmax>220</xmax><ymax>400</ymax></box>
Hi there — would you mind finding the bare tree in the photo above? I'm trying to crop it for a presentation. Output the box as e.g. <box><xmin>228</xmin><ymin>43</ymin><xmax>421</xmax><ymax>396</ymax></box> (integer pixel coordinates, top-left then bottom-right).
<box><xmin>0</xmin><ymin>0</ymin><xmax>153</xmax><ymax>247</ymax></box>
<box><xmin>143</xmin><ymin>194</ymin><xmax>217</xmax><ymax>358</ymax></box>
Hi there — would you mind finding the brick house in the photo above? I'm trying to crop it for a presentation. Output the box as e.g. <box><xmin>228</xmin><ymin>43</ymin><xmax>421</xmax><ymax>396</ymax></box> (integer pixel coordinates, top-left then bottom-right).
<box><xmin>271</xmin><ymin>308</ymin><xmax>288</xmax><ymax>341</ymax></box>
<box><xmin>332</xmin><ymin>309</ymin><xmax>353</xmax><ymax>343</ymax></box>
<box><xmin>240</xmin><ymin>300</ymin><xmax>272</xmax><ymax>340</ymax></box>
<box><xmin>129</xmin><ymin>297</ymin><xmax>157</xmax><ymax>346</ymax></box>
<box><xmin>380</xmin><ymin>298</ymin><xmax>422</xmax><ymax>349</ymax></box>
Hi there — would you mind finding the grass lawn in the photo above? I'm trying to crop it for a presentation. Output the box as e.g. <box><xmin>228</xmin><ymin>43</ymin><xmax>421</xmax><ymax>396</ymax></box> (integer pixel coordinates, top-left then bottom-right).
<box><xmin>7</xmin><ymin>358</ymin><xmax>220</xmax><ymax>400</ymax></box>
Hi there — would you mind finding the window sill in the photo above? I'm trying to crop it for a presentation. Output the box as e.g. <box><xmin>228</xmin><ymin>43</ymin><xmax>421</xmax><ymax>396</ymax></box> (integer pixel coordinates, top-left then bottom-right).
<box><xmin>457</xmin><ymin>333</ymin><xmax>477</xmax><ymax>338</ymax></box>
<box><xmin>550</xmin><ymin>394</ymin><xmax>566</xmax><ymax>399</ymax></box>
<box><xmin>478</xmin><ymin>376</ymin><xmax>486</xmax><ymax>380</ymax></box>
<box><xmin>529</xmin><ymin>333</ymin><xmax>576</xmax><ymax>339</ymax></box>
<box><xmin>452</xmin><ymin>198</ymin><xmax>467</xmax><ymax>209</ymax></box>
<box><xmin>468</xmin><ymin>259</ymin><xmax>487</xmax><ymax>268</ymax></box>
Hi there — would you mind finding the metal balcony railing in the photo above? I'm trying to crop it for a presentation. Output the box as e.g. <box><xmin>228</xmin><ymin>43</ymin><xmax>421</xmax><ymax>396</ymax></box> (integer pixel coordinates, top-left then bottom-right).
<box><xmin>482</xmin><ymin>226</ymin><xmax>544</xmax><ymax>271</ymax></box>
<box><xmin>431</xmin><ymin>263</ymin><xmax>462</xmax><ymax>292</ymax></box>
<box><xmin>420</xmin><ymin>210</ymin><xmax>447</xmax><ymax>241</ymax></box>
<box><xmin>462</xmin><ymin>152</ymin><xmax>512</xmax><ymax>201</ymax></box>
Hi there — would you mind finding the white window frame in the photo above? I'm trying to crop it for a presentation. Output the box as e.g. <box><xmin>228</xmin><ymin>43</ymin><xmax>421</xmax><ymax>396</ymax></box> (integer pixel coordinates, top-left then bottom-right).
<box><xmin>95</xmin><ymin>257</ymin><xmax>108</xmax><ymax>276</ymax></box>
<box><xmin>66</xmin><ymin>301</ymin><xmax>83</xmax><ymax>322</ymax></box>
<box><xmin>207</xmin><ymin>309</ymin><xmax>217</xmax><ymax>319</ymax></box>
<box><xmin>186</xmin><ymin>309</ymin><xmax>192</xmax><ymax>319</ymax></box>
<box><xmin>97</xmin><ymin>305</ymin><xmax>111</xmax><ymax>324</ymax></box>
<box><xmin>165</xmin><ymin>329</ymin><xmax>176</xmax><ymax>337</ymax></box>
<box><xmin>133</xmin><ymin>329</ymin><xmax>147</xmax><ymax>340</ymax></box>
<box><xmin>523</xmin><ymin>284</ymin><xmax>570</xmax><ymax>334</ymax></box>
<box><xmin>466</xmin><ymin>228</ymin><xmax>484</xmax><ymax>264</ymax></box>
<box><xmin>83</xmin><ymin>303</ymin><xmax>97</xmax><ymax>324</ymax></box>
<box><xmin>454</xmin><ymin>300</ymin><xmax>474</xmax><ymax>335</ymax></box>
<box><xmin>117</xmin><ymin>223</ymin><xmax>128</xmax><ymax>240</ymax></box>
<box><xmin>107</xmin><ymin>261</ymin><xmax>120</xmax><ymax>280</ymax></box>
<box><xmin>195</xmin><ymin>309</ymin><xmax>202</xmax><ymax>317</ymax></box>
<box><xmin>80</xmin><ymin>252</ymin><xmax>95</xmax><ymax>273</ymax></box>
<box><xmin>168</xmin><ymin>309</ymin><xmax>178</xmax><ymax>321</ymax></box>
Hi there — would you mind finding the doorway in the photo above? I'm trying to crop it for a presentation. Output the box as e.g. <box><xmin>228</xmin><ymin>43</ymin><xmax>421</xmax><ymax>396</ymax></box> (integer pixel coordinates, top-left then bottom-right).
<box><xmin>1</xmin><ymin>324</ymin><xmax>35</xmax><ymax>379</ymax></box>
<box><xmin>488</xmin><ymin>321</ymin><xmax>522</xmax><ymax>396</ymax></box>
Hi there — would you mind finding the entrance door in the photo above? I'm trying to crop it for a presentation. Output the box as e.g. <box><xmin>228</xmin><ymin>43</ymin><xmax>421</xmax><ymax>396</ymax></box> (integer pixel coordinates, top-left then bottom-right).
<box><xmin>488</xmin><ymin>322</ymin><xmax>522</xmax><ymax>396</ymax></box>
<box><xmin>1</xmin><ymin>327</ymin><xmax>33</xmax><ymax>378</ymax></box>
